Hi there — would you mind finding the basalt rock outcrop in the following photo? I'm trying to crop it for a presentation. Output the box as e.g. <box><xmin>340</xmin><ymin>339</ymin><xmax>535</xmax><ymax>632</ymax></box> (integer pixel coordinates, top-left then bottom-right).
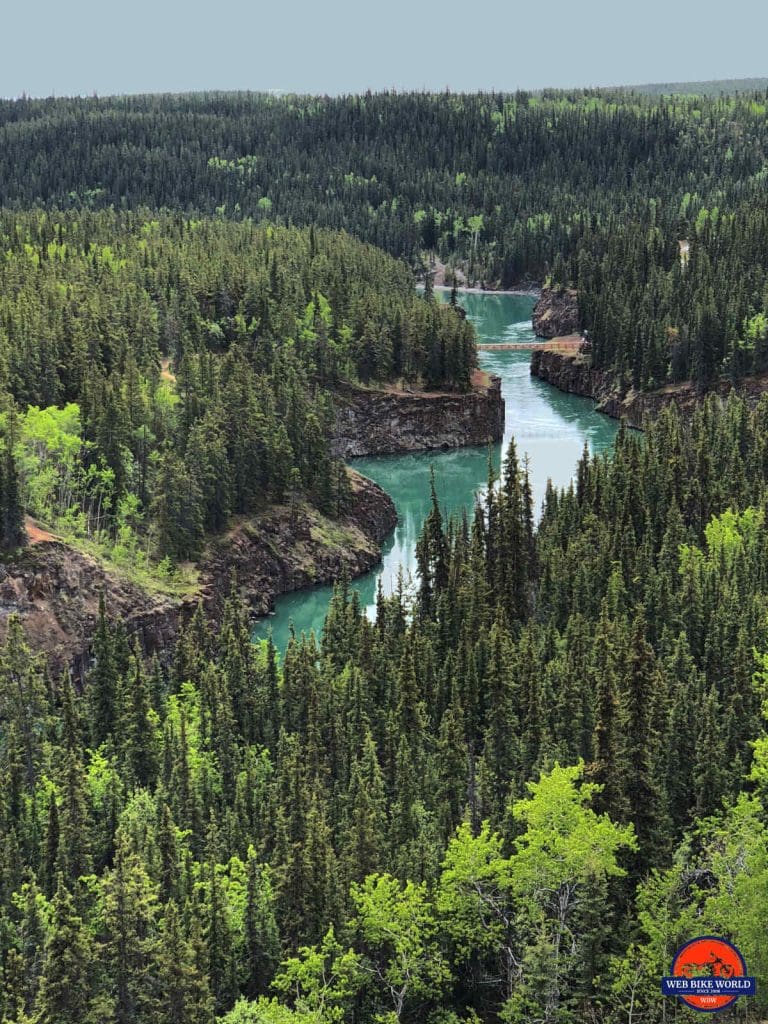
<box><xmin>531</xmin><ymin>347</ymin><xmax>658</xmax><ymax>428</ymax></box>
<box><xmin>331</xmin><ymin>377</ymin><xmax>504</xmax><ymax>457</ymax></box>
<box><xmin>532</xmin><ymin>286</ymin><xmax>580</xmax><ymax>338</ymax></box>
<box><xmin>530</xmin><ymin>347</ymin><xmax>612</xmax><ymax>401</ymax></box>
<box><xmin>202</xmin><ymin>469</ymin><xmax>397</xmax><ymax>620</ymax></box>
<box><xmin>530</xmin><ymin>346</ymin><xmax>768</xmax><ymax>429</ymax></box>
<box><xmin>0</xmin><ymin>470</ymin><xmax>396</xmax><ymax>678</ymax></box>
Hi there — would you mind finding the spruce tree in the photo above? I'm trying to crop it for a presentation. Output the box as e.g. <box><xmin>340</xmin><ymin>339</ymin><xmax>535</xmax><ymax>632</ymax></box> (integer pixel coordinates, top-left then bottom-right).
<box><xmin>242</xmin><ymin>848</ymin><xmax>280</xmax><ymax>1000</ymax></box>
<box><xmin>0</xmin><ymin>426</ymin><xmax>24</xmax><ymax>552</ymax></box>
<box><xmin>156</xmin><ymin>901</ymin><xmax>214</xmax><ymax>1024</ymax></box>
<box><xmin>36</xmin><ymin>877</ymin><xmax>93</xmax><ymax>1024</ymax></box>
<box><xmin>99</xmin><ymin>836</ymin><xmax>161</xmax><ymax>1024</ymax></box>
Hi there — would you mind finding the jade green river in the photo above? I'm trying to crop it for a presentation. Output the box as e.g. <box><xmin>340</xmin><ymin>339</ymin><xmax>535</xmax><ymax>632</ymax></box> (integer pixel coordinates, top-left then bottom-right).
<box><xmin>252</xmin><ymin>292</ymin><xmax>618</xmax><ymax>651</ymax></box>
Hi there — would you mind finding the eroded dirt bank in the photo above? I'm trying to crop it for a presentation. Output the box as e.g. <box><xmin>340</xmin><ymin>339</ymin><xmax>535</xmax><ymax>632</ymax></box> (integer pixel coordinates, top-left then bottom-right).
<box><xmin>0</xmin><ymin>470</ymin><xmax>396</xmax><ymax>678</ymax></box>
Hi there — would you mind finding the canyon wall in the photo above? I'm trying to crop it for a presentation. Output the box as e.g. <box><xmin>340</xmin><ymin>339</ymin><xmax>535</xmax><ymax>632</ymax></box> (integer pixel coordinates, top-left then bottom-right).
<box><xmin>532</xmin><ymin>285</ymin><xmax>580</xmax><ymax>338</ymax></box>
<box><xmin>331</xmin><ymin>376</ymin><xmax>505</xmax><ymax>457</ymax></box>
<box><xmin>0</xmin><ymin>470</ymin><xmax>396</xmax><ymax>678</ymax></box>
<box><xmin>530</xmin><ymin>347</ymin><xmax>768</xmax><ymax>429</ymax></box>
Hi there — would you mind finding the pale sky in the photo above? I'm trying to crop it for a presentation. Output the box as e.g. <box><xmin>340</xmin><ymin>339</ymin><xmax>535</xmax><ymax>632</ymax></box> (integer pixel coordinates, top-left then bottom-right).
<box><xmin>3</xmin><ymin>0</ymin><xmax>767</xmax><ymax>98</ymax></box>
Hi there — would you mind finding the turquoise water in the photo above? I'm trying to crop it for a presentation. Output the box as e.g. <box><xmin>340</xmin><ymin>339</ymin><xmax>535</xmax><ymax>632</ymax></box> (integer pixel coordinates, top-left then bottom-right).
<box><xmin>252</xmin><ymin>292</ymin><xmax>618</xmax><ymax>650</ymax></box>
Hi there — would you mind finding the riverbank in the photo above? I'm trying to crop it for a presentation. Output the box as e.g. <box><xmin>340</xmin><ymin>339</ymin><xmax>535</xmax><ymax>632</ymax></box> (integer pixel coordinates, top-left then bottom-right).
<box><xmin>531</xmin><ymin>345</ymin><xmax>658</xmax><ymax>427</ymax></box>
<box><xmin>530</xmin><ymin>345</ymin><xmax>768</xmax><ymax>428</ymax></box>
<box><xmin>419</xmin><ymin>257</ymin><xmax>541</xmax><ymax>295</ymax></box>
<box><xmin>0</xmin><ymin>469</ymin><xmax>396</xmax><ymax>677</ymax></box>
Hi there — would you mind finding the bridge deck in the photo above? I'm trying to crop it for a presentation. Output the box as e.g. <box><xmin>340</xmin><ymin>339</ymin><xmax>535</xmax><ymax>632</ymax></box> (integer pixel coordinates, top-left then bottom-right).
<box><xmin>477</xmin><ymin>335</ymin><xmax>582</xmax><ymax>353</ymax></box>
<box><xmin>477</xmin><ymin>342</ymin><xmax>539</xmax><ymax>351</ymax></box>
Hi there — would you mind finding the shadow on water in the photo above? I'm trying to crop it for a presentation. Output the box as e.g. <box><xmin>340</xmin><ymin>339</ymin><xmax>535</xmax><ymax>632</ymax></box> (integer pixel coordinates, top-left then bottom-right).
<box><xmin>252</xmin><ymin>292</ymin><xmax>618</xmax><ymax>652</ymax></box>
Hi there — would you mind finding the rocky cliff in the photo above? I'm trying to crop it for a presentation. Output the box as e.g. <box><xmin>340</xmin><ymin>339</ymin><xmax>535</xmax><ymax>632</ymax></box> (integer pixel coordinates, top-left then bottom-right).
<box><xmin>530</xmin><ymin>347</ymin><xmax>768</xmax><ymax>428</ymax></box>
<box><xmin>0</xmin><ymin>539</ymin><xmax>192</xmax><ymax>681</ymax></box>
<box><xmin>331</xmin><ymin>375</ymin><xmax>504</xmax><ymax>457</ymax></box>
<box><xmin>530</xmin><ymin>347</ymin><xmax>667</xmax><ymax>428</ymax></box>
<box><xmin>0</xmin><ymin>470</ymin><xmax>397</xmax><ymax>677</ymax></box>
<box><xmin>530</xmin><ymin>347</ymin><xmax>614</xmax><ymax>402</ymax></box>
<box><xmin>202</xmin><ymin>469</ymin><xmax>397</xmax><ymax>620</ymax></box>
<box><xmin>532</xmin><ymin>286</ymin><xmax>580</xmax><ymax>338</ymax></box>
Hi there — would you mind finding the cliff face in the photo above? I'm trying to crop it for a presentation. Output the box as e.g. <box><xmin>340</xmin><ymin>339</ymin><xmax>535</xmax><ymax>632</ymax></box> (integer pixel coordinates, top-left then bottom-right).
<box><xmin>0</xmin><ymin>471</ymin><xmax>396</xmax><ymax>677</ymax></box>
<box><xmin>530</xmin><ymin>347</ymin><xmax>613</xmax><ymax>399</ymax></box>
<box><xmin>530</xmin><ymin>347</ymin><xmax>768</xmax><ymax>428</ymax></box>
<box><xmin>331</xmin><ymin>377</ymin><xmax>504</xmax><ymax>457</ymax></box>
<box><xmin>201</xmin><ymin>469</ymin><xmax>397</xmax><ymax>620</ymax></box>
<box><xmin>0</xmin><ymin>541</ymin><xmax>193</xmax><ymax>681</ymax></box>
<box><xmin>531</xmin><ymin>347</ymin><xmax>654</xmax><ymax>428</ymax></box>
<box><xmin>532</xmin><ymin>286</ymin><xmax>580</xmax><ymax>338</ymax></box>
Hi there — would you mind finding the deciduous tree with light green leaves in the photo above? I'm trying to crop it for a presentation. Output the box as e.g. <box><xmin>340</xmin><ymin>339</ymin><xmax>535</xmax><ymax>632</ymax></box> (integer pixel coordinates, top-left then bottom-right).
<box><xmin>436</xmin><ymin>765</ymin><xmax>637</xmax><ymax>1023</ymax></box>
<box><xmin>503</xmin><ymin>763</ymin><xmax>637</xmax><ymax>1024</ymax></box>
<box><xmin>610</xmin><ymin>795</ymin><xmax>768</xmax><ymax>1024</ymax></box>
<box><xmin>271</xmin><ymin>925</ymin><xmax>361</xmax><ymax>1023</ymax></box>
<box><xmin>437</xmin><ymin>822</ymin><xmax>519</xmax><ymax>1000</ymax></box>
<box><xmin>351</xmin><ymin>873</ymin><xmax>451</xmax><ymax>1022</ymax></box>
<box><xmin>219</xmin><ymin>996</ymin><xmax>319</xmax><ymax>1024</ymax></box>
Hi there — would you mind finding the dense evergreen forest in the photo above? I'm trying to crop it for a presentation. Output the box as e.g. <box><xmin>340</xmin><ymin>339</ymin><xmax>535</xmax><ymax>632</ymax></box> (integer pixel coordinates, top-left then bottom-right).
<box><xmin>2</xmin><ymin>398</ymin><xmax>768</xmax><ymax>1023</ymax></box>
<box><xmin>624</xmin><ymin>78</ymin><xmax>768</xmax><ymax>96</ymax></box>
<box><xmin>2</xmin><ymin>89</ymin><xmax>768</xmax><ymax>387</ymax></box>
<box><xmin>0</xmin><ymin>210</ymin><xmax>473</xmax><ymax>564</ymax></box>
<box><xmin>1</xmin><ymin>87</ymin><xmax>768</xmax><ymax>1023</ymax></box>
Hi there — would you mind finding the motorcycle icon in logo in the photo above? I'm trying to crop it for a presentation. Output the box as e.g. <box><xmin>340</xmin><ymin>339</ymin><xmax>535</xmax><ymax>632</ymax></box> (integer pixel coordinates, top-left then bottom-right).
<box><xmin>662</xmin><ymin>936</ymin><xmax>756</xmax><ymax>1012</ymax></box>
<box><xmin>679</xmin><ymin>952</ymin><xmax>735</xmax><ymax>980</ymax></box>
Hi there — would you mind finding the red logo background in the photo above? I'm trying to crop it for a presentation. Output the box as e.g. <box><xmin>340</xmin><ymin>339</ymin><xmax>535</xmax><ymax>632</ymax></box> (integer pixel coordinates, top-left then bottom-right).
<box><xmin>671</xmin><ymin>937</ymin><xmax>746</xmax><ymax>1012</ymax></box>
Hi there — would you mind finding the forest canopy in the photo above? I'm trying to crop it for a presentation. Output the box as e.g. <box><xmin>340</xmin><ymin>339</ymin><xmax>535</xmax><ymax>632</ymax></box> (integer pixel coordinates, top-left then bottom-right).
<box><xmin>2</xmin><ymin>89</ymin><xmax>767</xmax><ymax>387</ymax></box>
<box><xmin>1</xmin><ymin>87</ymin><xmax>768</xmax><ymax>1024</ymax></box>
<box><xmin>2</xmin><ymin>397</ymin><xmax>768</xmax><ymax>1022</ymax></box>
<box><xmin>0</xmin><ymin>211</ymin><xmax>474</xmax><ymax>561</ymax></box>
